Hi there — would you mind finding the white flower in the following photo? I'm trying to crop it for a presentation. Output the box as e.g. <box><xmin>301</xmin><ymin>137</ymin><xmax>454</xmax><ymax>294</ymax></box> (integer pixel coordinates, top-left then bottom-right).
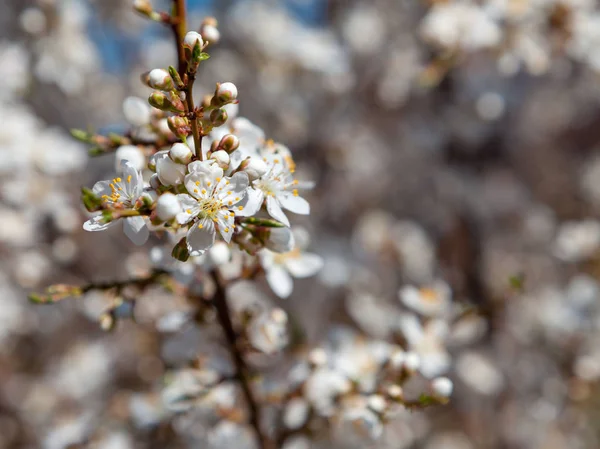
<box><xmin>115</xmin><ymin>145</ymin><xmax>145</xmax><ymax>172</ymax></box>
<box><xmin>122</xmin><ymin>96</ymin><xmax>151</xmax><ymax>127</ymax></box>
<box><xmin>156</xmin><ymin>193</ymin><xmax>181</xmax><ymax>221</ymax></box>
<box><xmin>239</xmin><ymin>155</ymin><xmax>311</xmax><ymax>227</ymax></box>
<box><xmin>175</xmin><ymin>161</ymin><xmax>249</xmax><ymax>255</ymax></box>
<box><xmin>553</xmin><ymin>219</ymin><xmax>600</xmax><ymax>262</ymax></box>
<box><xmin>260</xmin><ymin>229</ymin><xmax>323</xmax><ymax>298</ymax></box>
<box><xmin>169</xmin><ymin>142</ymin><xmax>193</xmax><ymax>164</ymax></box>
<box><xmin>183</xmin><ymin>31</ymin><xmax>203</xmax><ymax>49</ymax></box>
<box><xmin>155</xmin><ymin>150</ymin><xmax>187</xmax><ymax>186</ymax></box>
<box><xmin>247</xmin><ymin>308</ymin><xmax>289</xmax><ymax>354</ymax></box>
<box><xmin>303</xmin><ymin>367</ymin><xmax>351</xmax><ymax>416</ymax></box>
<box><xmin>398</xmin><ymin>314</ymin><xmax>450</xmax><ymax>378</ymax></box>
<box><xmin>201</xmin><ymin>23</ymin><xmax>220</xmax><ymax>45</ymax></box>
<box><xmin>399</xmin><ymin>281</ymin><xmax>451</xmax><ymax>317</ymax></box>
<box><xmin>83</xmin><ymin>161</ymin><xmax>149</xmax><ymax>245</ymax></box>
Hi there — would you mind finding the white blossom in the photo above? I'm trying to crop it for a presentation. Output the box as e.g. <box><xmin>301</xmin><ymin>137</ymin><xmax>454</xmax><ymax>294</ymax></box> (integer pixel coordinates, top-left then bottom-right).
<box><xmin>83</xmin><ymin>161</ymin><xmax>149</xmax><ymax>245</ymax></box>
<box><xmin>175</xmin><ymin>161</ymin><xmax>249</xmax><ymax>255</ymax></box>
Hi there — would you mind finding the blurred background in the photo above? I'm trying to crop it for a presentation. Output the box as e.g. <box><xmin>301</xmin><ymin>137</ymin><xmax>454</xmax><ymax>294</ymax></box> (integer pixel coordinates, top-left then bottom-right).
<box><xmin>3</xmin><ymin>0</ymin><xmax>600</xmax><ymax>448</ymax></box>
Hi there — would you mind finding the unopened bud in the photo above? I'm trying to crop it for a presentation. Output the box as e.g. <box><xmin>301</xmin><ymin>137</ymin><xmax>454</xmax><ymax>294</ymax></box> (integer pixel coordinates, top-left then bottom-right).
<box><xmin>156</xmin><ymin>193</ymin><xmax>182</xmax><ymax>221</ymax></box>
<box><xmin>148</xmin><ymin>68</ymin><xmax>174</xmax><ymax>91</ymax></box>
<box><xmin>386</xmin><ymin>385</ymin><xmax>403</xmax><ymax>399</ymax></box>
<box><xmin>148</xmin><ymin>91</ymin><xmax>184</xmax><ymax>113</ymax></box>
<box><xmin>149</xmin><ymin>173</ymin><xmax>161</xmax><ymax>189</ymax></box>
<box><xmin>133</xmin><ymin>0</ymin><xmax>152</xmax><ymax>15</ymax></box>
<box><xmin>137</xmin><ymin>191</ymin><xmax>157</xmax><ymax>209</ymax></box>
<box><xmin>240</xmin><ymin>157</ymin><xmax>268</xmax><ymax>181</ymax></box>
<box><xmin>209</xmin><ymin>108</ymin><xmax>228</xmax><ymax>127</ymax></box>
<box><xmin>367</xmin><ymin>395</ymin><xmax>387</xmax><ymax>413</ymax></box>
<box><xmin>218</xmin><ymin>134</ymin><xmax>239</xmax><ymax>153</ymax></box>
<box><xmin>123</xmin><ymin>96</ymin><xmax>151</xmax><ymax>126</ymax></box>
<box><xmin>184</xmin><ymin>31</ymin><xmax>204</xmax><ymax>50</ymax></box>
<box><xmin>210</xmin><ymin>150</ymin><xmax>229</xmax><ymax>169</ymax></box>
<box><xmin>201</xmin><ymin>24</ymin><xmax>220</xmax><ymax>45</ymax></box>
<box><xmin>431</xmin><ymin>377</ymin><xmax>453</xmax><ymax>398</ymax></box>
<box><xmin>308</xmin><ymin>348</ymin><xmax>327</xmax><ymax>367</ymax></box>
<box><xmin>167</xmin><ymin>115</ymin><xmax>189</xmax><ymax>137</ymax></box>
<box><xmin>201</xmin><ymin>18</ymin><xmax>220</xmax><ymax>45</ymax></box>
<box><xmin>403</xmin><ymin>352</ymin><xmax>421</xmax><ymax>372</ymax></box>
<box><xmin>213</xmin><ymin>82</ymin><xmax>238</xmax><ymax>105</ymax></box>
<box><xmin>169</xmin><ymin>142</ymin><xmax>193</xmax><ymax>164</ymax></box>
<box><xmin>115</xmin><ymin>145</ymin><xmax>145</xmax><ymax>172</ymax></box>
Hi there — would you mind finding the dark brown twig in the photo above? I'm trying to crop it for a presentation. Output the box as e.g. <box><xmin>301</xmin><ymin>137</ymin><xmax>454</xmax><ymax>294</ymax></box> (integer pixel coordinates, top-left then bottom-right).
<box><xmin>209</xmin><ymin>270</ymin><xmax>275</xmax><ymax>449</ymax></box>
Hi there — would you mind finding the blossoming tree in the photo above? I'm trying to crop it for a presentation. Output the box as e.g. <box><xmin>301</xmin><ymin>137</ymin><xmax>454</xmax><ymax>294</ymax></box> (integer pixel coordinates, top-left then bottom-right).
<box><xmin>30</xmin><ymin>1</ymin><xmax>454</xmax><ymax>448</ymax></box>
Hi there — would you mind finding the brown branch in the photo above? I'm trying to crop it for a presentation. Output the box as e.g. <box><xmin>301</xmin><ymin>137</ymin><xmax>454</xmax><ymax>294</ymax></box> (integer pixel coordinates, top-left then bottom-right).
<box><xmin>171</xmin><ymin>0</ymin><xmax>202</xmax><ymax>160</ymax></box>
<box><xmin>209</xmin><ymin>270</ymin><xmax>275</xmax><ymax>449</ymax></box>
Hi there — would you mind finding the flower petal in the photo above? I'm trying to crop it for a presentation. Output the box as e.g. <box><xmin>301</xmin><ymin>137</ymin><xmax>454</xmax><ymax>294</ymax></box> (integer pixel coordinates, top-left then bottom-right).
<box><xmin>236</xmin><ymin>187</ymin><xmax>264</xmax><ymax>217</ymax></box>
<box><xmin>266</xmin><ymin>195</ymin><xmax>290</xmax><ymax>227</ymax></box>
<box><xmin>92</xmin><ymin>180</ymin><xmax>112</xmax><ymax>197</ymax></box>
<box><xmin>186</xmin><ymin>219</ymin><xmax>216</xmax><ymax>255</ymax></box>
<box><xmin>216</xmin><ymin>210</ymin><xmax>235</xmax><ymax>243</ymax></box>
<box><xmin>284</xmin><ymin>253</ymin><xmax>323</xmax><ymax>278</ymax></box>
<box><xmin>83</xmin><ymin>215</ymin><xmax>118</xmax><ymax>231</ymax></box>
<box><xmin>216</xmin><ymin>172</ymin><xmax>249</xmax><ymax>206</ymax></box>
<box><xmin>119</xmin><ymin>160</ymin><xmax>143</xmax><ymax>195</ymax></box>
<box><xmin>266</xmin><ymin>265</ymin><xmax>294</xmax><ymax>299</ymax></box>
<box><xmin>123</xmin><ymin>216</ymin><xmax>149</xmax><ymax>245</ymax></box>
<box><xmin>278</xmin><ymin>192</ymin><xmax>310</xmax><ymax>215</ymax></box>
<box><xmin>175</xmin><ymin>194</ymin><xmax>199</xmax><ymax>224</ymax></box>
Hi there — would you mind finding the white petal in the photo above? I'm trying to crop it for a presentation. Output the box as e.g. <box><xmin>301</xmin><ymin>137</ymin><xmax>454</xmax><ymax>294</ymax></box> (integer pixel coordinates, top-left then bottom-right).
<box><xmin>119</xmin><ymin>159</ymin><xmax>142</xmax><ymax>191</ymax></box>
<box><xmin>216</xmin><ymin>172</ymin><xmax>248</xmax><ymax>206</ymax></box>
<box><xmin>236</xmin><ymin>188</ymin><xmax>264</xmax><ymax>217</ymax></box>
<box><xmin>266</xmin><ymin>195</ymin><xmax>290</xmax><ymax>227</ymax></box>
<box><xmin>175</xmin><ymin>194</ymin><xmax>199</xmax><ymax>224</ymax></box>
<box><xmin>284</xmin><ymin>253</ymin><xmax>323</xmax><ymax>278</ymax></box>
<box><xmin>278</xmin><ymin>192</ymin><xmax>310</xmax><ymax>215</ymax></box>
<box><xmin>216</xmin><ymin>210</ymin><xmax>235</xmax><ymax>243</ymax></box>
<box><xmin>187</xmin><ymin>219</ymin><xmax>216</xmax><ymax>255</ymax></box>
<box><xmin>266</xmin><ymin>265</ymin><xmax>294</xmax><ymax>299</ymax></box>
<box><xmin>123</xmin><ymin>216</ymin><xmax>149</xmax><ymax>245</ymax></box>
<box><xmin>83</xmin><ymin>215</ymin><xmax>118</xmax><ymax>231</ymax></box>
<box><xmin>92</xmin><ymin>180</ymin><xmax>112</xmax><ymax>197</ymax></box>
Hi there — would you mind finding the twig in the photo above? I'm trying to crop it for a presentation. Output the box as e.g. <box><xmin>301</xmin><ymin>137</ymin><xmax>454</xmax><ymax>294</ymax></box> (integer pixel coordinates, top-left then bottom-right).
<box><xmin>171</xmin><ymin>0</ymin><xmax>202</xmax><ymax>159</ymax></box>
<box><xmin>209</xmin><ymin>270</ymin><xmax>275</xmax><ymax>449</ymax></box>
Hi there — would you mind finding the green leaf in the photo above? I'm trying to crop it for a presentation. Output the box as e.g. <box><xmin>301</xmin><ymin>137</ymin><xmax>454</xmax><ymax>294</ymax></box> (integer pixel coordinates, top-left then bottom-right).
<box><xmin>70</xmin><ymin>128</ymin><xmax>93</xmax><ymax>143</ymax></box>
<box><xmin>81</xmin><ymin>187</ymin><xmax>103</xmax><ymax>212</ymax></box>
<box><xmin>171</xmin><ymin>237</ymin><xmax>190</xmax><ymax>262</ymax></box>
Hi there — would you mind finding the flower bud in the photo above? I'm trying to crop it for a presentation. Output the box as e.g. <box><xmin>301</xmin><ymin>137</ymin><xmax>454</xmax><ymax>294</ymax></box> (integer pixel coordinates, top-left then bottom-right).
<box><xmin>156</xmin><ymin>193</ymin><xmax>182</xmax><ymax>221</ymax></box>
<box><xmin>184</xmin><ymin>31</ymin><xmax>204</xmax><ymax>49</ymax></box>
<box><xmin>218</xmin><ymin>134</ymin><xmax>240</xmax><ymax>153</ymax></box>
<box><xmin>148</xmin><ymin>69</ymin><xmax>174</xmax><ymax>91</ymax></box>
<box><xmin>200</xmin><ymin>18</ymin><xmax>220</xmax><ymax>45</ymax></box>
<box><xmin>403</xmin><ymin>352</ymin><xmax>421</xmax><ymax>372</ymax></box>
<box><xmin>115</xmin><ymin>145</ymin><xmax>145</xmax><ymax>172</ymax></box>
<box><xmin>431</xmin><ymin>377</ymin><xmax>453</xmax><ymax>398</ymax></box>
<box><xmin>210</xmin><ymin>150</ymin><xmax>229</xmax><ymax>169</ymax></box>
<box><xmin>209</xmin><ymin>108</ymin><xmax>228</xmax><ymax>127</ymax></box>
<box><xmin>239</xmin><ymin>157</ymin><xmax>268</xmax><ymax>181</ymax></box>
<box><xmin>148</xmin><ymin>91</ymin><xmax>184</xmax><ymax>113</ymax></box>
<box><xmin>156</xmin><ymin>154</ymin><xmax>186</xmax><ymax>186</ymax></box>
<box><xmin>123</xmin><ymin>96</ymin><xmax>151</xmax><ymax>126</ymax></box>
<box><xmin>266</xmin><ymin>227</ymin><xmax>294</xmax><ymax>253</ymax></box>
<box><xmin>213</xmin><ymin>82</ymin><xmax>238</xmax><ymax>105</ymax></box>
<box><xmin>137</xmin><ymin>191</ymin><xmax>157</xmax><ymax>209</ymax></box>
<box><xmin>149</xmin><ymin>173</ymin><xmax>161</xmax><ymax>190</ymax></box>
<box><xmin>169</xmin><ymin>142</ymin><xmax>193</xmax><ymax>164</ymax></box>
<box><xmin>167</xmin><ymin>116</ymin><xmax>190</xmax><ymax>137</ymax></box>
<box><xmin>133</xmin><ymin>0</ymin><xmax>152</xmax><ymax>15</ymax></box>
<box><xmin>308</xmin><ymin>348</ymin><xmax>327</xmax><ymax>367</ymax></box>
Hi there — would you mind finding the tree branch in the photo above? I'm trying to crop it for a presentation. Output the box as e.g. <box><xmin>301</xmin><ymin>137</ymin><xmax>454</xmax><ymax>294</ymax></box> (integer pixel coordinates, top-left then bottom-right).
<box><xmin>209</xmin><ymin>270</ymin><xmax>275</xmax><ymax>449</ymax></box>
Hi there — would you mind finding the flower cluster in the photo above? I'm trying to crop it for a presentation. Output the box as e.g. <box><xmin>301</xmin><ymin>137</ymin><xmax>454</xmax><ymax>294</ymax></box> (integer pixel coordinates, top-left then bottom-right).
<box><xmin>79</xmin><ymin>24</ymin><xmax>321</xmax><ymax>299</ymax></box>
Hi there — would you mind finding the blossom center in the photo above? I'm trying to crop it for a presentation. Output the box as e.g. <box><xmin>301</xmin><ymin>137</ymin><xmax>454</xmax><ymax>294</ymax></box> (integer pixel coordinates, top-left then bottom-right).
<box><xmin>198</xmin><ymin>197</ymin><xmax>223</xmax><ymax>221</ymax></box>
<box><xmin>419</xmin><ymin>287</ymin><xmax>439</xmax><ymax>303</ymax></box>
